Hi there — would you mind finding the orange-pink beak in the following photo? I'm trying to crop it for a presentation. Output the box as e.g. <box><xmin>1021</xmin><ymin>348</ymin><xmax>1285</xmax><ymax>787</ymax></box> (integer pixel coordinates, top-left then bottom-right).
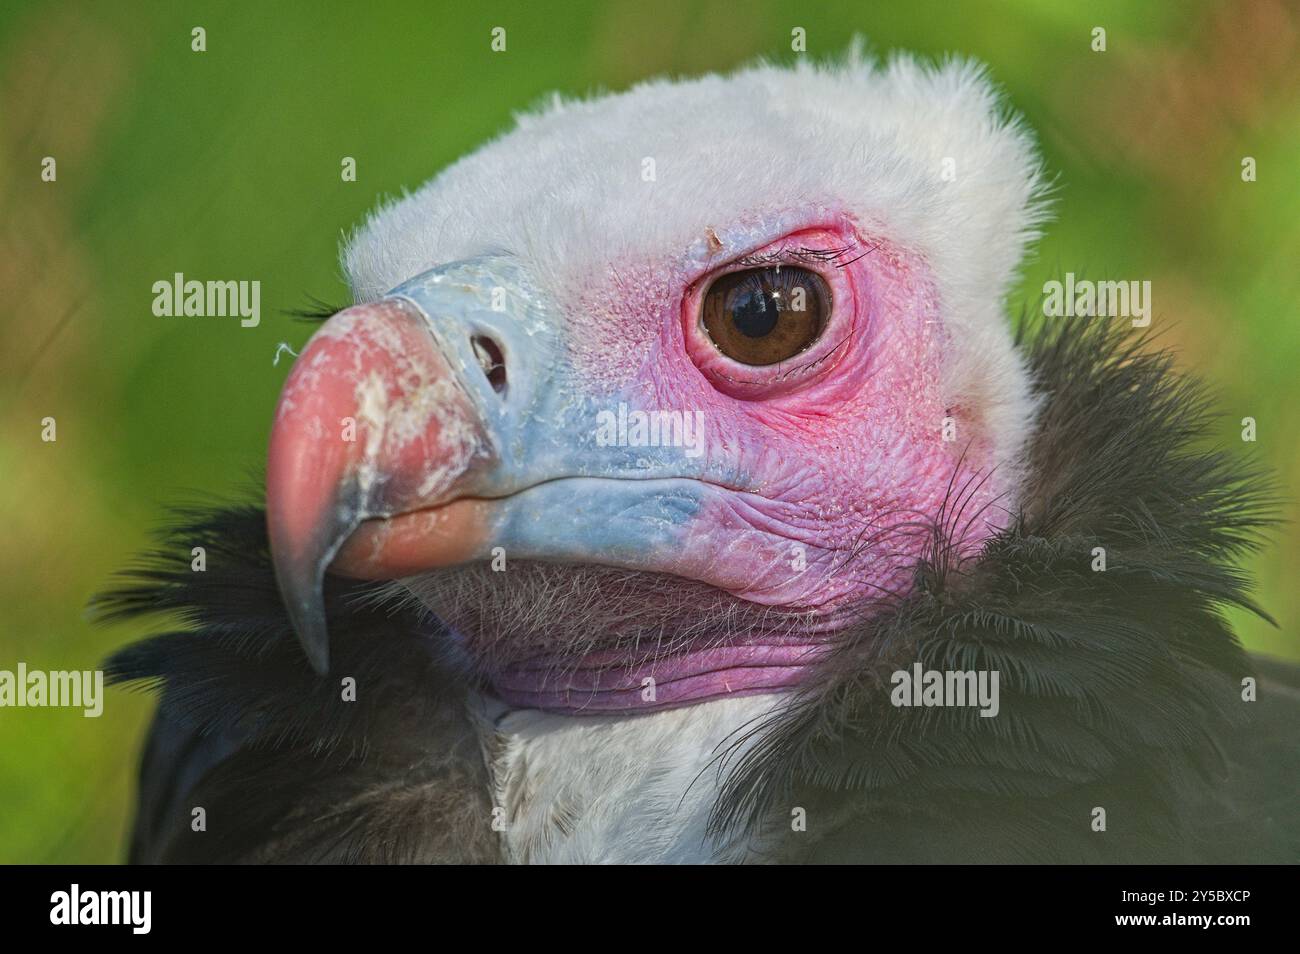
<box><xmin>266</xmin><ymin>298</ymin><xmax>493</xmax><ymax>671</ymax></box>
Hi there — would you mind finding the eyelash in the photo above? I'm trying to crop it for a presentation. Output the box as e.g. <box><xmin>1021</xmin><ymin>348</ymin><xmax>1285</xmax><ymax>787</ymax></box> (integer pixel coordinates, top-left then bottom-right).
<box><xmin>773</xmin><ymin>332</ymin><xmax>851</xmax><ymax>381</ymax></box>
<box><xmin>286</xmin><ymin>295</ymin><xmax>345</xmax><ymax>322</ymax></box>
<box><xmin>728</xmin><ymin>241</ymin><xmax>873</xmax><ymax>270</ymax></box>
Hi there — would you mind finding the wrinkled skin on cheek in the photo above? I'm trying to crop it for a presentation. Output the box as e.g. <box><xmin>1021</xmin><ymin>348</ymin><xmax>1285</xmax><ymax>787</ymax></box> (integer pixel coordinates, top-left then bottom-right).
<box><xmin>596</xmin><ymin>225</ymin><xmax>1006</xmax><ymax>620</ymax></box>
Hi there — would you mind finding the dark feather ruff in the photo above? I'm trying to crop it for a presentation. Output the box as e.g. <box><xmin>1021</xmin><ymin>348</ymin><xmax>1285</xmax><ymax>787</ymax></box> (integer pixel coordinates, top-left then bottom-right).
<box><xmin>99</xmin><ymin>313</ymin><xmax>1294</xmax><ymax>863</ymax></box>
<box><xmin>712</xmin><ymin>314</ymin><xmax>1291</xmax><ymax>862</ymax></box>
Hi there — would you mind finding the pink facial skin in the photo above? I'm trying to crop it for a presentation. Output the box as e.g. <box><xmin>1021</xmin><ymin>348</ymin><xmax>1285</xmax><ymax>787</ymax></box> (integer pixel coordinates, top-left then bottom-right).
<box><xmin>482</xmin><ymin>213</ymin><xmax>1012</xmax><ymax>713</ymax></box>
<box><xmin>621</xmin><ymin>217</ymin><xmax>1006</xmax><ymax>613</ymax></box>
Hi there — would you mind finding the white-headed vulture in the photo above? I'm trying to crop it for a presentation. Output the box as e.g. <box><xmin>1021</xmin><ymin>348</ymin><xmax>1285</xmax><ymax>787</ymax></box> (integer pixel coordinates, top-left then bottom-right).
<box><xmin>100</xmin><ymin>54</ymin><xmax>1299</xmax><ymax>864</ymax></box>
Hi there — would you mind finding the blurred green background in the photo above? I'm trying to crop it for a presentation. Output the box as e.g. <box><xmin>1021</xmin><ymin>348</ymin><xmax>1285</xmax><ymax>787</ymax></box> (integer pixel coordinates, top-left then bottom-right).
<box><xmin>1</xmin><ymin>0</ymin><xmax>1297</xmax><ymax>863</ymax></box>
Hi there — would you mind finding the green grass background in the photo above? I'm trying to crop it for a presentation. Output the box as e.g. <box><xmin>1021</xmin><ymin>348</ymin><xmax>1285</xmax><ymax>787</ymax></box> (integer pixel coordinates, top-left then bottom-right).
<box><xmin>1</xmin><ymin>0</ymin><xmax>1297</xmax><ymax>862</ymax></box>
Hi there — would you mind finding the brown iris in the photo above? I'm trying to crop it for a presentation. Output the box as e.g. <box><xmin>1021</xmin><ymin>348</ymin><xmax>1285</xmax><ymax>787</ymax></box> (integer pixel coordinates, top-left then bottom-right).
<box><xmin>700</xmin><ymin>266</ymin><xmax>830</xmax><ymax>366</ymax></box>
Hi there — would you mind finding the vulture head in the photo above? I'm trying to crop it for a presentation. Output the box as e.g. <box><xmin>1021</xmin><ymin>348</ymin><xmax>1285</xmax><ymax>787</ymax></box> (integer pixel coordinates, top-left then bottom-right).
<box><xmin>268</xmin><ymin>56</ymin><xmax>1041</xmax><ymax>712</ymax></box>
<box><xmin>105</xmin><ymin>52</ymin><xmax>1290</xmax><ymax>865</ymax></box>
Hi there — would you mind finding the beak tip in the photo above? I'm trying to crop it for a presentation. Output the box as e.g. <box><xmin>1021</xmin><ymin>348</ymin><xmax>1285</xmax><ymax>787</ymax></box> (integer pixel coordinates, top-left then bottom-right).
<box><xmin>289</xmin><ymin>600</ymin><xmax>331</xmax><ymax>675</ymax></box>
<box><xmin>302</xmin><ymin>640</ymin><xmax>330</xmax><ymax>677</ymax></box>
<box><xmin>274</xmin><ymin>561</ymin><xmax>332</xmax><ymax>675</ymax></box>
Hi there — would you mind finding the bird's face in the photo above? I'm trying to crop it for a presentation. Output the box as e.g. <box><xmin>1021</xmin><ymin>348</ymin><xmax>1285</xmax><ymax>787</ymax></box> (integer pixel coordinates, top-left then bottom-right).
<box><xmin>267</xmin><ymin>62</ymin><xmax>1042</xmax><ymax>712</ymax></box>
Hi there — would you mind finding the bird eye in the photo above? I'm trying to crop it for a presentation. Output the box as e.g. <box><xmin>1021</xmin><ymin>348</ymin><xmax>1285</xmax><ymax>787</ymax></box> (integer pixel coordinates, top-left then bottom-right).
<box><xmin>700</xmin><ymin>266</ymin><xmax>830</xmax><ymax>366</ymax></box>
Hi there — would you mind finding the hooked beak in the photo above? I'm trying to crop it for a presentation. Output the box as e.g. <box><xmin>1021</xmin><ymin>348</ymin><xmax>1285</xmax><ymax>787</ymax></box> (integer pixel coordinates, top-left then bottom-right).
<box><xmin>267</xmin><ymin>295</ymin><xmax>495</xmax><ymax>673</ymax></box>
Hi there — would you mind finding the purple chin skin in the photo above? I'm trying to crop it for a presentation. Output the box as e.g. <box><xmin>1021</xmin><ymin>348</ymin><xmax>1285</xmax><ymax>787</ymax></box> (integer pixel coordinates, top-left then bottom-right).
<box><xmin>488</xmin><ymin>638</ymin><xmax>831</xmax><ymax>714</ymax></box>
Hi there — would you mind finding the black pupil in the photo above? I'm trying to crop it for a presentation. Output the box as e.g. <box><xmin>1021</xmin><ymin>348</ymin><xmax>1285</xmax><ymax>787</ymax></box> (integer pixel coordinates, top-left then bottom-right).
<box><xmin>729</xmin><ymin>284</ymin><xmax>779</xmax><ymax>338</ymax></box>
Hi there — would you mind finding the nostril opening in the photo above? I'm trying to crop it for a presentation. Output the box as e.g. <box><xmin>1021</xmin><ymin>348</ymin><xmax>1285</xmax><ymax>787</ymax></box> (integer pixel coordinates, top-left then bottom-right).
<box><xmin>471</xmin><ymin>334</ymin><xmax>507</xmax><ymax>395</ymax></box>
